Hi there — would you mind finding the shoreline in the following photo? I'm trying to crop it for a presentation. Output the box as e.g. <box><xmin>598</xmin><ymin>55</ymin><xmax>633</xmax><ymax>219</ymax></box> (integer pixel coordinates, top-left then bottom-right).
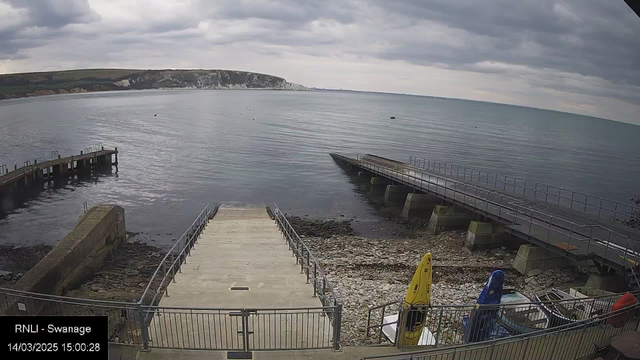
<box><xmin>0</xmin><ymin>235</ymin><xmax>165</xmax><ymax>303</ymax></box>
<box><xmin>0</xmin><ymin>212</ymin><xmax>597</xmax><ymax>346</ymax></box>
<box><xmin>290</xmin><ymin>216</ymin><xmax>591</xmax><ymax>346</ymax></box>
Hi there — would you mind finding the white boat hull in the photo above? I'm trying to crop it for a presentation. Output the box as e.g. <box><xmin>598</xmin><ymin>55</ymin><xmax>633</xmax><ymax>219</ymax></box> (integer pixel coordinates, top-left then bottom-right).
<box><xmin>381</xmin><ymin>314</ymin><xmax>436</xmax><ymax>346</ymax></box>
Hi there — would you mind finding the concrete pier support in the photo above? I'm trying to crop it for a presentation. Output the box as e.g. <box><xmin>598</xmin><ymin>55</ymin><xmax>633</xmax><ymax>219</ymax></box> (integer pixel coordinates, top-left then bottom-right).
<box><xmin>370</xmin><ymin>176</ymin><xmax>392</xmax><ymax>194</ymax></box>
<box><xmin>585</xmin><ymin>274</ymin><xmax>626</xmax><ymax>292</ymax></box>
<box><xmin>512</xmin><ymin>244</ymin><xmax>575</xmax><ymax>275</ymax></box>
<box><xmin>427</xmin><ymin>205</ymin><xmax>479</xmax><ymax>234</ymax></box>
<box><xmin>402</xmin><ymin>193</ymin><xmax>440</xmax><ymax>218</ymax></box>
<box><xmin>97</xmin><ymin>155</ymin><xmax>110</xmax><ymax>166</ymax></box>
<box><xmin>464</xmin><ymin>221</ymin><xmax>524</xmax><ymax>250</ymax></box>
<box><xmin>52</xmin><ymin>164</ymin><xmax>64</xmax><ymax>177</ymax></box>
<box><xmin>384</xmin><ymin>185</ymin><xmax>410</xmax><ymax>205</ymax></box>
<box><xmin>356</xmin><ymin>171</ymin><xmax>373</xmax><ymax>191</ymax></box>
<box><xmin>357</xmin><ymin>171</ymin><xmax>372</xmax><ymax>182</ymax></box>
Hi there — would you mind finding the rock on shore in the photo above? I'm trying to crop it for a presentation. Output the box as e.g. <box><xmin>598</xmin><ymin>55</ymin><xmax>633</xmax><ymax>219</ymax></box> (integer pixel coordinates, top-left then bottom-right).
<box><xmin>302</xmin><ymin>222</ymin><xmax>589</xmax><ymax>346</ymax></box>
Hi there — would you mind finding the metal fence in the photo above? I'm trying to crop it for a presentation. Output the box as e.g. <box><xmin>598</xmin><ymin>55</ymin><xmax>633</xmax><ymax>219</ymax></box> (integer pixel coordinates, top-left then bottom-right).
<box><xmin>139</xmin><ymin>204</ymin><xmax>216</xmax><ymax>306</ymax></box>
<box><xmin>0</xmin><ymin>203</ymin><xmax>343</xmax><ymax>352</ymax></box>
<box><xmin>0</xmin><ymin>287</ymin><xmax>342</xmax><ymax>351</ymax></box>
<box><xmin>363</xmin><ymin>302</ymin><xmax>640</xmax><ymax>360</ymax></box>
<box><xmin>0</xmin><ymin>286</ymin><xmax>144</xmax><ymax>346</ymax></box>
<box><xmin>142</xmin><ymin>305</ymin><xmax>340</xmax><ymax>351</ymax></box>
<box><xmin>342</xmin><ymin>154</ymin><xmax>638</xmax><ymax>272</ymax></box>
<box><xmin>272</xmin><ymin>204</ymin><xmax>343</xmax><ymax>310</ymax></box>
<box><xmin>408</xmin><ymin>156</ymin><xmax>640</xmax><ymax>223</ymax></box>
<box><xmin>367</xmin><ymin>290</ymin><xmax>637</xmax><ymax>350</ymax></box>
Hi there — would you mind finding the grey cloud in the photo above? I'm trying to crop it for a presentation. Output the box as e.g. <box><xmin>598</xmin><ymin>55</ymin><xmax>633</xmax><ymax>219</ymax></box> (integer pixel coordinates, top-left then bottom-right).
<box><xmin>0</xmin><ymin>0</ymin><xmax>99</xmax><ymax>57</ymax></box>
<box><xmin>371</xmin><ymin>1</ymin><xmax>640</xmax><ymax>90</ymax></box>
<box><xmin>5</xmin><ymin>0</ymin><xmax>99</xmax><ymax>28</ymax></box>
<box><xmin>204</xmin><ymin>0</ymin><xmax>358</xmax><ymax>25</ymax></box>
<box><xmin>0</xmin><ymin>0</ymin><xmax>639</xmax><ymax>119</ymax></box>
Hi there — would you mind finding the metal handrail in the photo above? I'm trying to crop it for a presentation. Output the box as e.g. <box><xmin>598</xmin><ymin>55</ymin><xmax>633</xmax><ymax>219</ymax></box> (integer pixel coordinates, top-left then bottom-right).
<box><xmin>272</xmin><ymin>204</ymin><xmax>343</xmax><ymax>350</ymax></box>
<box><xmin>345</xmin><ymin>154</ymin><xmax>639</xmax><ymax>270</ymax></box>
<box><xmin>363</xmin><ymin>301</ymin><xmax>640</xmax><ymax>359</ymax></box>
<box><xmin>366</xmin><ymin>289</ymin><xmax>639</xmax><ymax>338</ymax></box>
<box><xmin>409</xmin><ymin>155</ymin><xmax>640</xmax><ymax>222</ymax></box>
<box><xmin>626</xmin><ymin>240</ymin><xmax>640</xmax><ymax>289</ymax></box>
<box><xmin>141</xmin><ymin>305</ymin><xmax>340</xmax><ymax>311</ymax></box>
<box><xmin>0</xmin><ymin>286</ymin><xmax>139</xmax><ymax>307</ymax></box>
<box><xmin>139</xmin><ymin>203</ymin><xmax>215</xmax><ymax>305</ymax></box>
<box><xmin>272</xmin><ymin>204</ymin><xmax>342</xmax><ymax>306</ymax></box>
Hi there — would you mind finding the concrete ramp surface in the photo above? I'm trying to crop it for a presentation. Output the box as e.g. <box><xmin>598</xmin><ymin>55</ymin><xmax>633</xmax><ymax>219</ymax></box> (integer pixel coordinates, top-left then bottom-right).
<box><xmin>147</xmin><ymin>205</ymin><xmax>334</xmax><ymax>350</ymax></box>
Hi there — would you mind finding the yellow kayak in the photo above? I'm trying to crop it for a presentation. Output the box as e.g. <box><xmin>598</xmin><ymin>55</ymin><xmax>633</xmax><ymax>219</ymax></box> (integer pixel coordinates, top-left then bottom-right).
<box><xmin>399</xmin><ymin>252</ymin><xmax>432</xmax><ymax>346</ymax></box>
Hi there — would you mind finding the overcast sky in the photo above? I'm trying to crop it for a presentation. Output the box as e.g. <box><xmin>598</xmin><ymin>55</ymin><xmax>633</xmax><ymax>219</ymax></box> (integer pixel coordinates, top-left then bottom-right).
<box><xmin>1</xmin><ymin>1</ymin><xmax>638</xmax><ymax>124</ymax></box>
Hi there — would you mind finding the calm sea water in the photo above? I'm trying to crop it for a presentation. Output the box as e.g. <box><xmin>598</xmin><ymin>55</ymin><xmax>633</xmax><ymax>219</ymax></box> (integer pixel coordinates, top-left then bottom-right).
<box><xmin>1</xmin><ymin>89</ymin><xmax>639</xmax><ymax>247</ymax></box>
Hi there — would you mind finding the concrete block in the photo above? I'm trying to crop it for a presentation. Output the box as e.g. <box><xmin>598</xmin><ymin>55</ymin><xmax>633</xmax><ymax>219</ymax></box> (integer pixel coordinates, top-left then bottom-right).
<box><xmin>427</xmin><ymin>205</ymin><xmax>479</xmax><ymax>234</ymax></box>
<box><xmin>14</xmin><ymin>204</ymin><xmax>126</xmax><ymax>305</ymax></box>
<box><xmin>585</xmin><ymin>274</ymin><xmax>627</xmax><ymax>293</ymax></box>
<box><xmin>512</xmin><ymin>244</ymin><xmax>575</xmax><ymax>275</ymax></box>
<box><xmin>384</xmin><ymin>185</ymin><xmax>410</xmax><ymax>204</ymax></box>
<box><xmin>464</xmin><ymin>222</ymin><xmax>523</xmax><ymax>250</ymax></box>
<box><xmin>402</xmin><ymin>193</ymin><xmax>440</xmax><ymax>218</ymax></box>
<box><xmin>468</xmin><ymin>221</ymin><xmax>493</xmax><ymax>235</ymax></box>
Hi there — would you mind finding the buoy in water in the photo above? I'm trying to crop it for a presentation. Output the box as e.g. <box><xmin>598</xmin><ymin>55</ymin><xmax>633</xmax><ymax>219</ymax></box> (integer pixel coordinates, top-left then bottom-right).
<box><xmin>390</xmin><ymin>116</ymin><xmax>396</xmax><ymax>119</ymax></box>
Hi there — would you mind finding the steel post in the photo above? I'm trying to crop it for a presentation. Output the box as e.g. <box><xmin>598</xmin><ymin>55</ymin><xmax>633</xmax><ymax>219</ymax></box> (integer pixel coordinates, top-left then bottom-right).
<box><xmin>138</xmin><ymin>305</ymin><xmax>150</xmax><ymax>351</ymax></box>
<box><xmin>333</xmin><ymin>304</ymin><xmax>342</xmax><ymax>351</ymax></box>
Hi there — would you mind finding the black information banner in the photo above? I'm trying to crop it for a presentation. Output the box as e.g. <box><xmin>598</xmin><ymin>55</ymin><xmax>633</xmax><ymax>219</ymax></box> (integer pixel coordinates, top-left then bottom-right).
<box><xmin>0</xmin><ymin>316</ymin><xmax>108</xmax><ymax>359</ymax></box>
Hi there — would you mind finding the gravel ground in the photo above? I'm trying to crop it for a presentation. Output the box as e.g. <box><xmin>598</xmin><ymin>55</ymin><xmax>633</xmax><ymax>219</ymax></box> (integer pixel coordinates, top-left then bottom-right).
<box><xmin>66</xmin><ymin>239</ymin><xmax>165</xmax><ymax>302</ymax></box>
<box><xmin>0</xmin><ymin>244</ymin><xmax>53</xmax><ymax>287</ymax></box>
<box><xmin>0</xmin><ymin>234</ymin><xmax>165</xmax><ymax>302</ymax></box>
<box><xmin>303</xmin><ymin>225</ymin><xmax>590</xmax><ymax>346</ymax></box>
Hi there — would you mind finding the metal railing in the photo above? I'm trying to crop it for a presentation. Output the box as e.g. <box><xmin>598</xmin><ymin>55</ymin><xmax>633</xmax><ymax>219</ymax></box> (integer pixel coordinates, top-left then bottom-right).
<box><xmin>363</xmin><ymin>301</ymin><xmax>640</xmax><ymax>360</ymax></box>
<box><xmin>139</xmin><ymin>203</ymin><xmax>216</xmax><ymax>306</ymax></box>
<box><xmin>409</xmin><ymin>156</ymin><xmax>640</xmax><ymax>222</ymax></box>
<box><xmin>272</xmin><ymin>204</ymin><xmax>343</xmax><ymax>309</ymax></box>
<box><xmin>625</xmin><ymin>239</ymin><xmax>640</xmax><ymax>289</ymax></box>
<box><xmin>341</xmin><ymin>154</ymin><xmax>639</xmax><ymax>271</ymax></box>
<box><xmin>0</xmin><ymin>286</ymin><xmax>342</xmax><ymax>352</ymax></box>
<box><xmin>143</xmin><ymin>305</ymin><xmax>340</xmax><ymax>351</ymax></box>
<box><xmin>272</xmin><ymin>204</ymin><xmax>343</xmax><ymax>350</ymax></box>
<box><xmin>0</xmin><ymin>286</ymin><xmax>144</xmax><ymax>346</ymax></box>
<box><xmin>1</xmin><ymin>204</ymin><xmax>343</xmax><ymax>352</ymax></box>
<box><xmin>367</xmin><ymin>290</ymin><xmax>636</xmax><ymax>349</ymax></box>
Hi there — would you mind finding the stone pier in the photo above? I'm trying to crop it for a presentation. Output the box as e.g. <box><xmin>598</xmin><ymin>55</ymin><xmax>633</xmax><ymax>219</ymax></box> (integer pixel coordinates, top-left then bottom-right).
<box><xmin>402</xmin><ymin>193</ymin><xmax>440</xmax><ymax>218</ymax></box>
<box><xmin>369</xmin><ymin>176</ymin><xmax>392</xmax><ymax>194</ymax></box>
<box><xmin>384</xmin><ymin>185</ymin><xmax>410</xmax><ymax>205</ymax></box>
<box><xmin>427</xmin><ymin>205</ymin><xmax>479</xmax><ymax>234</ymax></box>
<box><xmin>512</xmin><ymin>244</ymin><xmax>575</xmax><ymax>275</ymax></box>
<box><xmin>5</xmin><ymin>204</ymin><xmax>126</xmax><ymax>316</ymax></box>
<box><xmin>585</xmin><ymin>274</ymin><xmax>627</xmax><ymax>292</ymax></box>
<box><xmin>464</xmin><ymin>221</ymin><xmax>524</xmax><ymax>250</ymax></box>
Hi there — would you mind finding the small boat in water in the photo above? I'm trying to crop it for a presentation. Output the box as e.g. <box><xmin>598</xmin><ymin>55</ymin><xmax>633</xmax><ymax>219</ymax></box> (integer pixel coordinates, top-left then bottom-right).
<box><xmin>500</xmin><ymin>289</ymin><xmax>549</xmax><ymax>334</ymax></box>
